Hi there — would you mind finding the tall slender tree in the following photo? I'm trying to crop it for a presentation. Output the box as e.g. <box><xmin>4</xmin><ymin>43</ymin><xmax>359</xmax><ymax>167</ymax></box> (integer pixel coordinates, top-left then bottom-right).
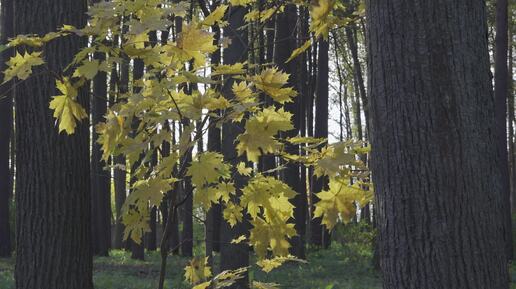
<box><xmin>220</xmin><ymin>5</ymin><xmax>250</xmax><ymax>289</ymax></box>
<box><xmin>130</xmin><ymin>57</ymin><xmax>145</xmax><ymax>260</ymax></box>
<box><xmin>0</xmin><ymin>0</ymin><xmax>13</xmax><ymax>259</ymax></box>
<box><xmin>274</xmin><ymin>4</ymin><xmax>306</xmax><ymax>258</ymax></box>
<box><xmin>90</xmin><ymin>0</ymin><xmax>112</xmax><ymax>257</ymax></box>
<box><xmin>367</xmin><ymin>0</ymin><xmax>509</xmax><ymax>288</ymax></box>
<box><xmin>13</xmin><ymin>0</ymin><xmax>93</xmax><ymax>288</ymax></box>
<box><xmin>113</xmin><ymin>16</ymin><xmax>129</xmax><ymax>250</ymax></box>
<box><xmin>311</xmin><ymin>39</ymin><xmax>331</xmax><ymax>248</ymax></box>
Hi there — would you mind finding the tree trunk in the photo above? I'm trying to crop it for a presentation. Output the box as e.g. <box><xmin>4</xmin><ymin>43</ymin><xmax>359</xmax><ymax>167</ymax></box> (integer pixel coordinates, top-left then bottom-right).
<box><xmin>494</xmin><ymin>0</ymin><xmax>513</xmax><ymax>261</ymax></box>
<box><xmin>206</xmin><ymin>18</ymin><xmax>223</xmax><ymax>263</ymax></box>
<box><xmin>91</xmin><ymin>21</ymin><xmax>111</xmax><ymax>257</ymax></box>
<box><xmin>220</xmin><ymin>5</ymin><xmax>249</xmax><ymax>289</ymax></box>
<box><xmin>274</xmin><ymin>4</ymin><xmax>306</xmax><ymax>259</ymax></box>
<box><xmin>113</xmin><ymin>18</ymin><xmax>130</xmax><ymax>250</ymax></box>
<box><xmin>130</xmin><ymin>58</ymin><xmax>145</xmax><ymax>260</ymax></box>
<box><xmin>311</xmin><ymin>39</ymin><xmax>331</xmax><ymax>248</ymax></box>
<box><xmin>0</xmin><ymin>0</ymin><xmax>13</xmax><ymax>259</ymax></box>
<box><xmin>13</xmin><ymin>0</ymin><xmax>93</xmax><ymax>288</ymax></box>
<box><xmin>367</xmin><ymin>1</ymin><xmax>509</xmax><ymax>288</ymax></box>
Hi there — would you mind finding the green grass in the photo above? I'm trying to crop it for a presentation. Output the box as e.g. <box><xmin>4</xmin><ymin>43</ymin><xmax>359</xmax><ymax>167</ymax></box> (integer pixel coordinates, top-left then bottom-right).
<box><xmin>4</xmin><ymin>239</ymin><xmax>516</xmax><ymax>288</ymax></box>
<box><xmin>0</xmin><ymin>239</ymin><xmax>381</xmax><ymax>289</ymax></box>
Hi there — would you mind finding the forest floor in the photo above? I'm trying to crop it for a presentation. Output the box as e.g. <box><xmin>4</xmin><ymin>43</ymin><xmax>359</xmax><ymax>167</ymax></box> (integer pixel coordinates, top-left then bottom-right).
<box><xmin>2</xmin><ymin>223</ymin><xmax>516</xmax><ymax>289</ymax></box>
<box><xmin>0</xmin><ymin>232</ymin><xmax>381</xmax><ymax>289</ymax></box>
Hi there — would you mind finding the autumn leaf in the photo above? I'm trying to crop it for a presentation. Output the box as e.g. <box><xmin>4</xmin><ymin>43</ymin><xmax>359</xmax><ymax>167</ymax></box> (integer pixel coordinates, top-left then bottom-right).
<box><xmin>3</xmin><ymin>51</ymin><xmax>44</xmax><ymax>82</ymax></box>
<box><xmin>49</xmin><ymin>78</ymin><xmax>88</xmax><ymax>134</ymax></box>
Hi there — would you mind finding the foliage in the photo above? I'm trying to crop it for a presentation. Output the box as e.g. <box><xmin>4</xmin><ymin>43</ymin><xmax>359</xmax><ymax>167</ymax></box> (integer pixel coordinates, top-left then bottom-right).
<box><xmin>1</xmin><ymin>0</ymin><xmax>372</xmax><ymax>287</ymax></box>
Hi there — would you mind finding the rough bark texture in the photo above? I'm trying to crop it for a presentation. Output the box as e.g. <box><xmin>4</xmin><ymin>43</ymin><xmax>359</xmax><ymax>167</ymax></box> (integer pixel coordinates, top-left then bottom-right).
<box><xmin>113</xmin><ymin>18</ymin><xmax>130</xmax><ymax>250</ymax></box>
<box><xmin>367</xmin><ymin>1</ymin><xmax>509</xmax><ymax>288</ymax></box>
<box><xmin>275</xmin><ymin>5</ymin><xmax>306</xmax><ymax>259</ymax></box>
<box><xmin>91</xmin><ymin>36</ymin><xmax>111</xmax><ymax>257</ymax></box>
<box><xmin>206</xmin><ymin>21</ymin><xmax>222</xmax><ymax>261</ymax></box>
<box><xmin>220</xmin><ymin>5</ymin><xmax>249</xmax><ymax>289</ymax></box>
<box><xmin>0</xmin><ymin>0</ymin><xmax>13</xmax><ymax>259</ymax></box>
<box><xmin>494</xmin><ymin>0</ymin><xmax>513</xmax><ymax>261</ymax></box>
<box><xmin>311</xmin><ymin>39</ymin><xmax>331</xmax><ymax>248</ymax></box>
<box><xmin>130</xmin><ymin>58</ymin><xmax>145</xmax><ymax>260</ymax></box>
<box><xmin>13</xmin><ymin>0</ymin><xmax>93</xmax><ymax>288</ymax></box>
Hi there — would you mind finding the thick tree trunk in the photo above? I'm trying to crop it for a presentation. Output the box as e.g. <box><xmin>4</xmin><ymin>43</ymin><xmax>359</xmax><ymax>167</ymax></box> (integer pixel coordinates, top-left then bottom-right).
<box><xmin>275</xmin><ymin>4</ymin><xmax>306</xmax><ymax>259</ymax></box>
<box><xmin>0</xmin><ymin>0</ymin><xmax>13</xmax><ymax>259</ymax></box>
<box><xmin>311</xmin><ymin>39</ymin><xmax>331</xmax><ymax>248</ymax></box>
<box><xmin>367</xmin><ymin>1</ymin><xmax>509</xmax><ymax>288</ymax></box>
<box><xmin>220</xmin><ymin>5</ymin><xmax>249</xmax><ymax>289</ymax></box>
<box><xmin>91</xmin><ymin>35</ymin><xmax>111</xmax><ymax>257</ymax></box>
<box><xmin>13</xmin><ymin>0</ymin><xmax>93</xmax><ymax>288</ymax></box>
<box><xmin>494</xmin><ymin>0</ymin><xmax>513</xmax><ymax>261</ymax></box>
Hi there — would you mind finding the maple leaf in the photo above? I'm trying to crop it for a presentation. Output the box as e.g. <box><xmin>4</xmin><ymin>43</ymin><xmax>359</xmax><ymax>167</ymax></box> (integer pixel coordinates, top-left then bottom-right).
<box><xmin>185</xmin><ymin>257</ymin><xmax>212</xmax><ymax>285</ymax></box>
<box><xmin>202</xmin><ymin>4</ymin><xmax>228</xmax><ymax>26</ymax></box>
<box><xmin>236</xmin><ymin>162</ymin><xmax>253</xmax><ymax>176</ymax></box>
<box><xmin>49</xmin><ymin>78</ymin><xmax>88</xmax><ymax>134</ymax></box>
<box><xmin>72</xmin><ymin>59</ymin><xmax>109</xmax><ymax>80</ymax></box>
<box><xmin>212</xmin><ymin>62</ymin><xmax>246</xmax><ymax>75</ymax></box>
<box><xmin>313</xmin><ymin>177</ymin><xmax>369</xmax><ymax>230</ymax></box>
<box><xmin>256</xmin><ymin>255</ymin><xmax>307</xmax><ymax>273</ymax></box>
<box><xmin>310</xmin><ymin>0</ymin><xmax>336</xmax><ymax>38</ymax></box>
<box><xmin>3</xmin><ymin>51</ymin><xmax>44</xmax><ymax>82</ymax></box>
<box><xmin>250</xmin><ymin>217</ymin><xmax>296</xmax><ymax>258</ymax></box>
<box><xmin>187</xmin><ymin>152</ymin><xmax>231</xmax><ymax>188</ymax></box>
<box><xmin>177</xmin><ymin>23</ymin><xmax>216</xmax><ymax>67</ymax></box>
<box><xmin>252</xmin><ymin>68</ymin><xmax>297</xmax><ymax>104</ymax></box>
<box><xmin>232</xmin><ymin>81</ymin><xmax>256</xmax><ymax>103</ymax></box>
<box><xmin>223</xmin><ymin>202</ymin><xmax>243</xmax><ymax>227</ymax></box>
<box><xmin>237</xmin><ymin>107</ymin><xmax>293</xmax><ymax>162</ymax></box>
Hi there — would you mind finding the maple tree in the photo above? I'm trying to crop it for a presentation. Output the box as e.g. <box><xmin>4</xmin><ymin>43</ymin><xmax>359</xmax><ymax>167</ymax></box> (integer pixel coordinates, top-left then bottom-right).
<box><xmin>2</xmin><ymin>0</ymin><xmax>371</xmax><ymax>288</ymax></box>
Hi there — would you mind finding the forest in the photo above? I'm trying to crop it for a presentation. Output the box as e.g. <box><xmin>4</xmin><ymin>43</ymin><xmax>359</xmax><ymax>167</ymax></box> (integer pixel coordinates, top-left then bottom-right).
<box><xmin>0</xmin><ymin>0</ymin><xmax>515</xmax><ymax>289</ymax></box>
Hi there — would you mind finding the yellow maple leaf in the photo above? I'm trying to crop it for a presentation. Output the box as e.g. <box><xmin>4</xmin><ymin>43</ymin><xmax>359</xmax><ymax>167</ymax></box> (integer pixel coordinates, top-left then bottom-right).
<box><xmin>256</xmin><ymin>255</ymin><xmax>307</xmax><ymax>273</ymax></box>
<box><xmin>236</xmin><ymin>162</ymin><xmax>253</xmax><ymax>176</ymax></box>
<box><xmin>49</xmin><ymin>78</ymin><xmax>88</xmax><ymax>134</ymax></box>
<box><xmin>313</xmin><ymin>177</ymin><xmax>369</xmax><ymax>230</ymax></box>
<box><xmin>3</xmin><ymin>51</ymin><xmax>44</xmax><ymax>82</ymax></box>
<box><xmin>252</xmin><ymin>67</ymin><xmax>297</xmax><ymax>103</ymax></box>
<box><xmin>185</xmin><ymin>257</ymin><xmax>212</xmax><ymax>285</ymax></box>
<box><xmin>237</xmin><ymin>107</ymin><xmax>293</xmax><ymax>162</ymax></box>
<box><xmin>202</xmin><ymin>4</ymin><xmax>228</xmax><ymax>26</ymax></box>
<box><xmin>187</xmin><ymin>152</ymin><xmax>231</xmax><ymax>188</ymax></box>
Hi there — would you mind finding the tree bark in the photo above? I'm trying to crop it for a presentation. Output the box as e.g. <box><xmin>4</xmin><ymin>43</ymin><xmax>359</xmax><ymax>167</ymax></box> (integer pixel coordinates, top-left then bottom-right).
<box><xmin>90</xmin><ymin>22</ymin><xmax>111</xmax><ymax>257</ymax></box>
<box><xmin>311</xmin><ymin>39</ymin><xmax>331</xmax><ymax>248</ymax></box>
<box><xmin>206</xmin><ymin>16</ymin><xmax>223</xmax><ymax>262</ymax></box>
<box><xmin>0</xmin><ymin>0</ymin><xmax>13</xmax><ymax>259</ymax></box>
<box><xmin>130</xmin><ymin>58</ymin><xmax>145</xmax><ymax>260</ymax></box>
<box><xmin>367</xmin><ymin>0</ymin><xmax>510</xmax><ymax>288</ymax></box>
<box><xmin>13</xmin><ymin>0</ymin><xmax>93</xmax><ymax>288</ymax></box>
<box><xmin>275</xmin><ymin>4</ymin><xmax>306</xmax><ymax>259</ymax></box>
<box><xmin>494</xmin><ymin>0</ymin><xmax>513</xmax><ymax>261</ymax></box>
<box><xmin>220</xmin><ymin>5</ymin><xmax>250</xmax><ymax>289</ymax></box>
<box><xmin>113</xmin><ymin>17</ymin><xmax>130</xmax><ymax>250</ymax></box>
